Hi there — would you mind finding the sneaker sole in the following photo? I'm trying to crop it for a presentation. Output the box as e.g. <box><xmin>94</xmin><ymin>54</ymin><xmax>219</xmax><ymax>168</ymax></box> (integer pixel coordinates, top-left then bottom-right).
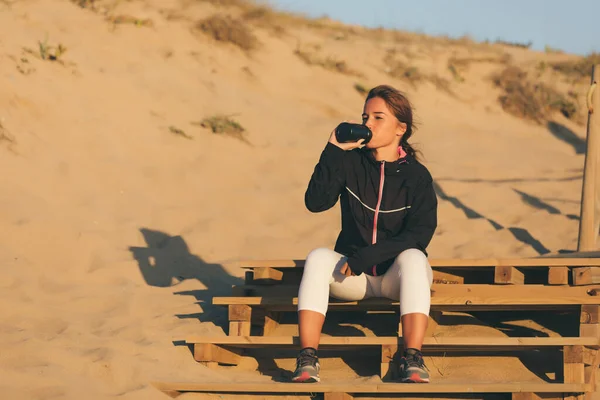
<box><xmin>291</xmin><ymin>372</ymin><xmax>320</xmax><ymax>383</ymax></box>
<box><xmin>401</xmin><ymin>373</ymin><xmax>430</xmax><ymax>383</ymax></box>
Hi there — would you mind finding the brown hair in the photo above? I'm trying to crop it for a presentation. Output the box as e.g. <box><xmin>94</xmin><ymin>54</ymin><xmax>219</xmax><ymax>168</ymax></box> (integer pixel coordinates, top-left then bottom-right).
<box><xmin>366</xmin><ymin>85</ymin><xmax>419</xmax><ymax>159</ymax></box>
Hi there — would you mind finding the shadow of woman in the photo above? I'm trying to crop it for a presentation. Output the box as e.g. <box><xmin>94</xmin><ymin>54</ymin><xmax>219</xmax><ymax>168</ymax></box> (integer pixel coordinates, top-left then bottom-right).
<box><xmin>129</xmin><ymin>227</ymin><xmax>244</xmax><ymax>331</ymax></box>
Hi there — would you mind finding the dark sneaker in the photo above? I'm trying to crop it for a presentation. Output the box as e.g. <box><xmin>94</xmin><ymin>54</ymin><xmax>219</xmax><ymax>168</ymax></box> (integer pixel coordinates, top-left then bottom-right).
<box><xmin>397</xmin><ymin>348</ymin><xmax>430</xmax><ymax>383</ymax></box>
<box><xmin>291</xmin><ymin>347</ymin><xmax>321</xmax><ymax>383</ymax></box>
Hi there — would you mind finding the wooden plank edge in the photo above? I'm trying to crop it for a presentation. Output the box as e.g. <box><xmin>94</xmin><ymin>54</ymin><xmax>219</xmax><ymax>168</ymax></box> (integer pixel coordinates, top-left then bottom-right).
<box><xmin>149</xmin><ymin>381</ymin><xmax>591</xmax><ymax>394</ymax></box>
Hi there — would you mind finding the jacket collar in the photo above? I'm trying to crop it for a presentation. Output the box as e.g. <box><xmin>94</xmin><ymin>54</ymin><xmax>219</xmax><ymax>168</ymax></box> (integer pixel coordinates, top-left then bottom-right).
<box><xmin>362</xmin><ymin>145</ymin><xmax>411</xmax><ymax>167</ymax></box>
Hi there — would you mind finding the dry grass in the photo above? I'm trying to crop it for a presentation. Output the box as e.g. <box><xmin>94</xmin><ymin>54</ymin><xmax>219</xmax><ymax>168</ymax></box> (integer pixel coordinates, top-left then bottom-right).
<box><xmin>295</xmin><ymin>43</ymin><xmax>360</xmax><ymax>76</ymax></box>
<box><xmin>447</xmin><ymin>55</ymin><xmax>511</xmax><ymax>82</ymax></box>
<box><xmin>354</xmin><ymin>83</ymin><xmax>368</xmax><ymax>96</ymax></box>
<box><xmin>0</xmin><ymin>121</ymin><xmax>16</xmax><ymax>152</ymax></box>
<box><xmin>492</xmin><ymin>66</ymin><xmax>579</xmax><ymax>123</ymax></box>
<box><xmin>169</xmin><ymin>126</ymin><xmax>193</xmax><ymax>140</ymax></box>
<box><xmin>106</xmin><ymin>15</ymin><xmax>154</xmax><ymax>27</ymax></box>
<box><xmin>193</xmin><ymin>115</ymin><xmax>250</xmax><ymax>144</ymax></box>
<box><xmin>386</xmin><ymin>60</ymin><xmax>423</xmax><ymax>84</ymax></box>
<box><xmin>494</xmin><ymin>39</ymin><xmax>533</xmax><ymax>49</ymax></box>
<box><xmin>195</xmin><ymin>14</ymin><xmax>258</xmax><ymax>51</ymax></box>
<box><xmin>550</xmin><ymin>53</ymin><xmax>600</xmax><ymax>80</ymax></box>
<box><xmin>70</xmin><ymin>0</ymin><xmax>96</xmax><ymax>8</ymax></box>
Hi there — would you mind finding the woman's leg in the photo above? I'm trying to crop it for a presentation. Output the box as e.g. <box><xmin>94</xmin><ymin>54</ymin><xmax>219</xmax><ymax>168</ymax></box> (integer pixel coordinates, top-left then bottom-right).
<box><xmin>381</xmin><ymin>248</ymin><xmax>433</xmax><ymax>382</ymax></box>
<box><xmin>297</xmin><ymin>247</ymin><xmax>372</xmax><ymax>349</ymax></box>
<box><xmin>294</xmin><ymin>247</ymin><xmax>373</xmax><ymax>383</ymax></box>
<box><xmin>381</xmin><ymin>248</ymin><xmax>433</xmax><ymax>349</ymax></box>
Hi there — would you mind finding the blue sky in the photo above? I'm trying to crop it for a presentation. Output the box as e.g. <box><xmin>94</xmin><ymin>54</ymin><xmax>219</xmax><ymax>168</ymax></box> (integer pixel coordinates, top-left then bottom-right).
<box><xmin>266</xmin><ymin>0</ymin><xmax>600</xmax><ymax>56</ymax></box>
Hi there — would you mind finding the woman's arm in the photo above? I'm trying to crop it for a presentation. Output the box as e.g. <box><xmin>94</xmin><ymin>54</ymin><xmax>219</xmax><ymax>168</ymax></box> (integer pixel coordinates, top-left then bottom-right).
<box><xmin>346</xmin><ymin>177</ymin><xmax>438</xmax><ymax>274</ymax></box>
<box><xmin>305</xmin><ymin>125</ymin><xmax>366</xmax><ymax>212</ymax></box>
<box><xmin>304</xmin><ymin>142</ymin><xmax>348</xmax><ymax>212</ymax></box>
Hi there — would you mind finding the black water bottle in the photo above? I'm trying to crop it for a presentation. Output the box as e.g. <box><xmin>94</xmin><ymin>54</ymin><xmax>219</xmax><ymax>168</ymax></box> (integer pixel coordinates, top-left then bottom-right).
<box><xmin>335</xmin><ymin>122</ymin><xmax>372</xmax><ymax>144</ymax></box>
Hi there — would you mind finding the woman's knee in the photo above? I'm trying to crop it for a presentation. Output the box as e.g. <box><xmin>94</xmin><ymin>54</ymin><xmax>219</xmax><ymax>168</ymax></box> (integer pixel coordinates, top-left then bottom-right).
<box><xmin>304</xmin><ymin>247</ymin><xmax>343</xmax><ymax>275</ymax></box>
<box><xmin>396</xmin><ymin>249</ymin><xmax>432</xmax><ymax>282</ymax></box>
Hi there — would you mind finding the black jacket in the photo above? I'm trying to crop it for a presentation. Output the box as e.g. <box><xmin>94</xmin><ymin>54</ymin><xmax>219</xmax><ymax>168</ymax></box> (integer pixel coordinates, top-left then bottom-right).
<box><xmin>305</xmin><ymin>142</ymin><xmax>438</xmax><ymax>276</ymax></box>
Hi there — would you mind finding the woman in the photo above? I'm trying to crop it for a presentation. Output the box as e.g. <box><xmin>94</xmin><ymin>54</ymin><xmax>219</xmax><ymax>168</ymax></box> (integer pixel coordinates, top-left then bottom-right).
<box><xmin>292</xmin><ymin>85</ymin><xmax>438</xmax><ymax>384</ymax></box>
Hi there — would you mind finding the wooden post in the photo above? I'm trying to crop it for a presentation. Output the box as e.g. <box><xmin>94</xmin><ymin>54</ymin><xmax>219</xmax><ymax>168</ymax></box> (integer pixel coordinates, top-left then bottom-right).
<box><xmin>494</xmin><ymin>266</ymin><xmax>525</xmax><ymax>284</ymax></box>
<box><xmin>580</xmin><ymin>305</ymin><xmax>600</xmax><ymax>338</ymax></box>
<box><xmin>548</xmin><ymin>266</ymin><xmax>569</xmax><ymax>285</ymax></box>
<box><xmin>577</xmin><ymin>64</ymin><xmax>600</xmax><ymax>252</ymax></box>
<box><xmin>228</xmin><ymin>305</ymin><xmax>251</xmax><ymax>336</ymax></box>
<box><xmin>563</xmin><ymin>345</ymin><xmax>585</xmax><ymax>383</ymax></box>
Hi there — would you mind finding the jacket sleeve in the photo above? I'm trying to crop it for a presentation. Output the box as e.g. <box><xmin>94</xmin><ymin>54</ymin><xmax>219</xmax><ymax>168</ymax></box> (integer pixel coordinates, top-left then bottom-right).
<box><xmin>305</xmin><ymin>142</ymin><xmax>347</xmax><ymax>212</ymax></box>
<box><xmin>346</xmin><ymin>177</ymin><xmax>438</xmax><ymax>275</ymax></box>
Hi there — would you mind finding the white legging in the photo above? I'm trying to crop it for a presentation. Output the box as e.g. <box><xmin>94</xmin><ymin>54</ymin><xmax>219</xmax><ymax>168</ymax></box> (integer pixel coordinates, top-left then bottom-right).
<box><xmin>298</xmin><ymin>247</ymin><xmax>433</xmax><ymax>316</ymax></box>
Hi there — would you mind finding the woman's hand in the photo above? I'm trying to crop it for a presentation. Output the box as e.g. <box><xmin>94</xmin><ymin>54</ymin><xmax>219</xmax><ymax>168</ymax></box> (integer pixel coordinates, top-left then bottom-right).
<box><xmin>339</xmin><ymin>262</ymin><xmax>355</xmax><ymax>277</ymax></box>
<box><xmin>329</xmin><ymin>121</ymin><xmax>366</xmax><ymax>151</ymax></box>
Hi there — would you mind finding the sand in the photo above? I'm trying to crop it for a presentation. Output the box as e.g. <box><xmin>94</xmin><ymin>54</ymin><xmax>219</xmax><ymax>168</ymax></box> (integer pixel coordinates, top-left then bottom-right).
<box><xmin>0</xmin><ymin>0</ymin><xmax>593</xmax><ymax>398</ymax></box>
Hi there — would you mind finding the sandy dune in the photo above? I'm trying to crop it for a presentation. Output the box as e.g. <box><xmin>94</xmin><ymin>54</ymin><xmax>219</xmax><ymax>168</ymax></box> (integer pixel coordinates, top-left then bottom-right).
<box><xmin>0</xmin><ymin>0</ymin><xmax>594</xmax><ymax>398</ymax></box>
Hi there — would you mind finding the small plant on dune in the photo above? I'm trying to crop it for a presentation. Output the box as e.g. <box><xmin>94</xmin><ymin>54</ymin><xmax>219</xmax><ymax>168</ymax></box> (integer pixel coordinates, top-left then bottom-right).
<box><xmin>386</xmin><ymin>60</ymin><xmax>423</xmax><ymax>85</ymax></box>
<box><xmin>354</xmin><ymin>83</ymin><xmax>368</xmax><ymax>96</ymax></box>
<box><xmin>106</xmin><ymin>15</ymin><xmax>154</xmax><ymax>28</ymax></box>
<box><xmin>550</xmin><ymin>52</ymin><xmax>600</xmax><ymax>81</ymax></box>
<box><xmin>37</xmin><ymin>37</ymin><xmax>67</xmax><ymax>61</ymax></box>
<box><xmin>492</xmin><ymin>66</ymin><xmax>579</xmax><ymax>123</ymax></box>
<box><xmin>0</xmin><ymin>121</ymin><xmax>16</xmax><ymax>152</ymax></box>
<box><xmin>544</xmin><ymin>45</ymin><xmax>563</xmax><ymax>54</ymax></box>
<box><xmin>195</xmin><ymin>14</ymin><xmax>258</xmax><ymax>52</ymax></box>
<box><xmin>193</xmin><ymin>115</ymin><xmax>250</xmax><ymax>145</ymax></box>
<box><xmin>195</xmin><ymin>0</ymin><xmax>248</xmax><ymax>7</ymax></box>
<box><xmin>426</xmin><ymin>75</ymin><xmax>455</xmax><ymax>97</ymax></box>
<box><xmin>447</xmin><ymin>55</ymin><xmax>512</xmax><ymax>83</ymax></box>
<box><xmin>169</xmin><ymin>126</ymin><xmax>193</xmax><ymax>140</ymax></box>
<box><xmin>241</xmin><ymin>5</ymin><xmax>287</xmax><ymax>35</ymax></box>
<box><xmin>294</xmin><ymin>43</ymin><xmax>360</xmax><ymax>76</ymax></box>
<box><xmin>494</xmin><ymin>39</ymin><xmax>532</xmax><ymax>49</ymax></box>
<box><xmin>71</xmin><ymin>0</ymin><xmax>96</xmax><ymax>9</ymax></box>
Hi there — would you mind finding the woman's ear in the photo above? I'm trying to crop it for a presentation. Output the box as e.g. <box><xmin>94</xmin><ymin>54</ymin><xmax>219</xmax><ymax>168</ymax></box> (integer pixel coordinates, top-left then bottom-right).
<box><xmin>396</xmin><ymin>122</ymin><xmax>407</xmax><ymax>137</ymax></box>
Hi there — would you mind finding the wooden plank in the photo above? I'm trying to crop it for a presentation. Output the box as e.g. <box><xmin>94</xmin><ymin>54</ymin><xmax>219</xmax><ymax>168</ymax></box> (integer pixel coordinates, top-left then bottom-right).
<box><xmin>185</xmin><ymin>336</ymin><xmax>600</xmax><ymax>348</ymax></box>
<box><xmin>214</xmin><ymin>284</ymin><xmax>600</xmax><ymax>307</ymax></box>
<box><xmin>564</xmin><ymin>346</ymin><xmax>585</xmax><ymax>384</ymax></box>
<box><xmin>236</xmin><ymin>258</ymin><xmax>600</xmax><ymax>269</ymax></box>
<box><xmin>548</xmin><ymin>267</ymin><xmax>570</xmax><ymax>285</ymax></box>
<box><xmin>152</xmin><ymin>381</ymin><xmax>591</xmax><ymax>394</ymax></box>
<box><xmin>262</xmin><ymin>311</ymin><xmax>279</xmax><ymax>336</ymax></box>
<box><xmin>193</xmin><ymin>343</ymin><xmax>243</xmax><ymax>365</ymax></box>
<box><xmin>228</xmin><ymin>304</ymin><xmax>251</xmax><ymax>321</ymax></box>
<box><xmin>228</xmin><ymin>321</ymin><xmax>250</xmax><ymax>336</ymax></box>
<box><xmin>324</xmin><ymin>393</ymin><xmax>354</xmax><ymax>400</ymax></box>
<box><xmin>581</xmin><ymin>305</ymin><xmax>600</xmax><ymax>324</ymax></box>
<box><xmin>581</xmin><ymin>324</ymin><xmax>600</xmax><ymax>338</ymax></box>
<box><xmin>583</xmin><ymin>347</ymin><xmax>597</xmax><ymax>366</ymax></box>
<box><xmin>574</xmin><ymin>267</ymin><xmax>600</xmax><ymax>285</ymax></box>
<box><xmin>495</xmin><ymin>266</ymin><xmax>525</xmax><ymax>284</ymax></box>
<box><xmin>252</xmin><ymin>267</ymin><xmax>284</xmax><ymax>283</ymax></box>
<box><xmin>513</xmin><ymin>394</ymin><xmax>542</xmax><ymax>400</ymax></box>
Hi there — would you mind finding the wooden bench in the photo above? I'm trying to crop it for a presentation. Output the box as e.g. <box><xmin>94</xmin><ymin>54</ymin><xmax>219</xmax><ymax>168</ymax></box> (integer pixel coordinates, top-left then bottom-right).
<box><xmin>239</xmin><ymin>258</ymin><xmax>600</xmax><ymax>286</ymax></box>
<box><xmin>214</xmin><ymin>284</ymin><xmax>600</xmax><ymax>337</ymax></box>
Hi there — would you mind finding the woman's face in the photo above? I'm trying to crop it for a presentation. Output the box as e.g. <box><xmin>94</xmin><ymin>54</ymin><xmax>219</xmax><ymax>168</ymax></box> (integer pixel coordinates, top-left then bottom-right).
<box><xmin>362</xmin><ymin>97</ymin><xmax>406</xmax><ymax>149</ymax></box>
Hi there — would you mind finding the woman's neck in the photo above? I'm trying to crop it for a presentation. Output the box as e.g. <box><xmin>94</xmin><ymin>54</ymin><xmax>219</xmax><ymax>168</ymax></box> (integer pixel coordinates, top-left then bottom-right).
<box><xmin>371</xmin><ymin>145</ymin><xmax>400</xmax><ymax>162</ymax></box>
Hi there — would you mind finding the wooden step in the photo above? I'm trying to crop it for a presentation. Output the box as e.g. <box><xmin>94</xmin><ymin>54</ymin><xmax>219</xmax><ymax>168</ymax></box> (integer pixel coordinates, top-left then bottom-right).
<box><xmin>238</xmin><ymin>258</ymin><xmax>600</xmax><ymax>286</ymax></box>
<box><xmin>152</xmin><ymin>381</ymin><xmax>591</xmax><ymax>398</ymax></box>
<box><xmin>236</xmin><ymin>258</ymin><xmax>600</xmax><ymax>268</ymax></box>
<box><xmin>214</xmin><ymin>284</ymin><xmax>600</xmax><ymax>308</ymax></box>
<box><xmin>185</xmin><ymin>336</ymin><xmax>600</xmax><ymax>382</ymax></box>
<box><xmin>185</xmin><ymin>336</ymin><xmax>600</xmax><ymax>349</ymax></box>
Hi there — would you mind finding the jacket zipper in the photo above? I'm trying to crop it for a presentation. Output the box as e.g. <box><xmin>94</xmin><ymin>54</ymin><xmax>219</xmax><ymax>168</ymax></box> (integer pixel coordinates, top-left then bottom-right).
<box><xmin>371</xmin><ymin>161</ymin><xmax>385</xmax><ymax>276</ymax></box>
